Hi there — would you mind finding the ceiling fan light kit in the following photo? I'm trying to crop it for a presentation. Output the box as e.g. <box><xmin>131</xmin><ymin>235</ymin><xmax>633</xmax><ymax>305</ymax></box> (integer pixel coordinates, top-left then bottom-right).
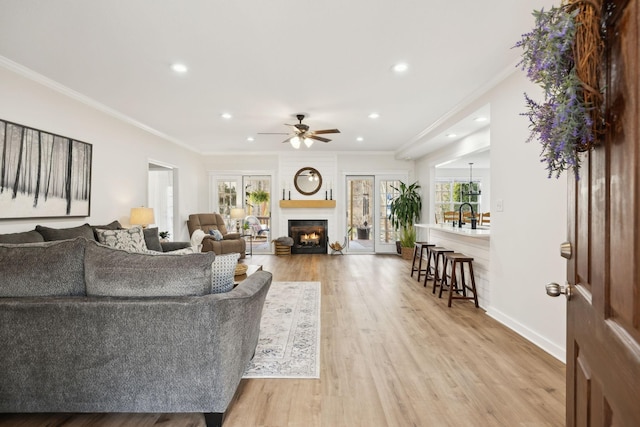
<box><xmin>259</xmin><ymin>114</ymin><xmax>340</xmax><ymax>149</ymax></box>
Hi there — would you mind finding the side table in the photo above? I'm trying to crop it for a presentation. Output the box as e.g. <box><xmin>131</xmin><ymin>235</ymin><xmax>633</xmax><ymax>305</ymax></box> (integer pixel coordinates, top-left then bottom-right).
<box><xmin>242</xmin><ymin>233</ymin><xmax>253</xmax><ymax>257</ymax></box>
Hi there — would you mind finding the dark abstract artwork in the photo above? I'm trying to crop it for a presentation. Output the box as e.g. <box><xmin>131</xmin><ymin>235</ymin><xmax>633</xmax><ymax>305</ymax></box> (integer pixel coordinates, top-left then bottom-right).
<box><xmin>0</xmin><ymin>119</ymin><xmax>92</xmax><ymax>219</ymax></box>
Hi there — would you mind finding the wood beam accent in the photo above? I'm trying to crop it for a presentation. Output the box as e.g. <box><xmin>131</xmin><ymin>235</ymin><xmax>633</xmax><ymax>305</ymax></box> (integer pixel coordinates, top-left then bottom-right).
<box><xmin>279</xmin><ymin>200</ymin><xmax>336</xmax><ymax>208</ymax></box>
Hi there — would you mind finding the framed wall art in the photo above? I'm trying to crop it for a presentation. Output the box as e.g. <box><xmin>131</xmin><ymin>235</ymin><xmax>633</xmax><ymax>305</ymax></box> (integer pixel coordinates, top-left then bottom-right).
<box><xmin>0</xmin><ymin>119</ymin><xmax>92</xmax><ymax>219</ymax></box>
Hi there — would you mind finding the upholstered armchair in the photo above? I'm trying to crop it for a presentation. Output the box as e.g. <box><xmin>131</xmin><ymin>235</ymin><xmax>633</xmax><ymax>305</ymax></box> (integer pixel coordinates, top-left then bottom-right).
<box><xmin>187</xmin><ymin>213</ymin><xmax>246</xmax><ymax>259</ymax></box>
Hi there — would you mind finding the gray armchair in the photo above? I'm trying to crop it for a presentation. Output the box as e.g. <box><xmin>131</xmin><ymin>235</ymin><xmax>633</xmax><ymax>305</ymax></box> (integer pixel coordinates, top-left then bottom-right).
<box><xmin>187</xmin><ymin>213</ymin><xmax>246</xmax><ymax>259</ymax></box>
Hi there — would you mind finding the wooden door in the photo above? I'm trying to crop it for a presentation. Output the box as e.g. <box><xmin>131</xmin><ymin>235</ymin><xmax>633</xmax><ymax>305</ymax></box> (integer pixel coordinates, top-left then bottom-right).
<box><xmin>565</xmin><ymin>0</ymin><xmax>640</xmax><ymax>425</ymax></box>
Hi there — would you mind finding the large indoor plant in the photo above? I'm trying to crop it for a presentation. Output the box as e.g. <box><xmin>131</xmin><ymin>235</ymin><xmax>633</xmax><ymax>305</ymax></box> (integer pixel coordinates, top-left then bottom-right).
<box><xmin>388</xmin><ymin>181</ymin><xmax>422</xmax><ymax>260</ymax></box>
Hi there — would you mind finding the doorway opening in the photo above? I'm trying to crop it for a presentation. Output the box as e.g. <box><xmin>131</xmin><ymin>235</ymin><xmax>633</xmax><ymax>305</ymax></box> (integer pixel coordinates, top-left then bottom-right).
<box><xmin>148</xmin><ymin>162</ymin><xmax>175</xmax><ymax>240</ymax></box>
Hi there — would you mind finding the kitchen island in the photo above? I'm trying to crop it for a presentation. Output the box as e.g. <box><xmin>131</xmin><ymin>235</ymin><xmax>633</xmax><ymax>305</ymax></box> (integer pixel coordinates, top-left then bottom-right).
<box><xmin>415</xmin><ymin>223</ymin><xmax>490</xmax><ymax>308</ymax></box>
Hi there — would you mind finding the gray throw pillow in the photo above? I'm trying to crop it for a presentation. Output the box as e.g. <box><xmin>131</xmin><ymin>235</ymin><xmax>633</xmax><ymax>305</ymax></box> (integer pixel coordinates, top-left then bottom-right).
<box><xmin>0</xmin><ymin>238</ymin><xmax>87</xmax><ymax>297</ymax></box>
<box><xmin>35</xmin><ymin>223</ymin><xmax>95</xmax><ymax>241</ymax></box>
<box><xmin>94</xmin><ymin>226</ymin><xmax>149</xmax><ymax>253</ymax></box>
<box><xmin>211</xmin><ymin>253</ymin><xmax>240</xmax><ymax>293</ymax></box>
<box><xmin>0</xmin><ymin>230</ymin><xmax>45</xmax><ymax>244</ymax></box>
<box><xmin>143</xmin><ymin>227</ymin><xmax>163</xmax><ymax>252</ymax></box>
<box><xmin>208</xmin><ymin>229</ymin><xmax>223</xmax><ymax>241</ymax></box>
<box><xmin>84</xmin><ymin>240</ymin><xmax>215</xmax><ymax>297</ymax></box>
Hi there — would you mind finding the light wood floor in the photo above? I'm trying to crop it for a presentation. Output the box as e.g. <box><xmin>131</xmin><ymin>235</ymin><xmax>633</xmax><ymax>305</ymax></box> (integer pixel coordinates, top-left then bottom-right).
<box><xmin>0</xmin><ymin>254</ymin><xmax>566</xmax><ymax>427</ymax></box>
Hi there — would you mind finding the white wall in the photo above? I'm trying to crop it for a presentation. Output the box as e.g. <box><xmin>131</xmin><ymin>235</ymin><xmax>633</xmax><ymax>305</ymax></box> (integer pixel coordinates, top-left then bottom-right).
<box><xmin>415</xmin><ymin>71</ymin><xmax>567</xmax><ymax>361</ymax></box>
<box><xmin>0</xmin><ymin>64</ymin><xmax>207</xmax><ymax>241</ymax></box>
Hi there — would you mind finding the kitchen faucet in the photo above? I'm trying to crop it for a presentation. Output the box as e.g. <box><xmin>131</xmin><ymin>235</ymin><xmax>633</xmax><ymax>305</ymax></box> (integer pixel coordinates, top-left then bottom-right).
<box><xmin>458</xmin><ymin>203</ymin><xmax>477</xmax><ymax>229</ymax></box>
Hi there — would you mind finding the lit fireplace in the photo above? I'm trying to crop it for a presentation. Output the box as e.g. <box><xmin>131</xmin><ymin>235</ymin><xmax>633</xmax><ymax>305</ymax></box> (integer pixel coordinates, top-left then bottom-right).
<box><xmin>288</xmin><ymin>219</ymin><xmax>328</xmax><ymax>254</ymax></box>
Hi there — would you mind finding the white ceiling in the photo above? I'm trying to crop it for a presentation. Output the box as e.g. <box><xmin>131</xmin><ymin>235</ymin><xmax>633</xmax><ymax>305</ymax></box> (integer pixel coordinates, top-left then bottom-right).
<box><xmin>0</xmin><ymin>1</ymin><xmax>555</xmax><ymax>156</ymax></box>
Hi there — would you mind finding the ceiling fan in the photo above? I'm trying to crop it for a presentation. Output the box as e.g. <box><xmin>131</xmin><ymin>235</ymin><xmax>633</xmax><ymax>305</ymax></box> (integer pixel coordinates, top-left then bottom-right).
<box><xmin>259</xmin><ymin>114</ymin><xmax>340</xmax><ymax>149</ymax></box>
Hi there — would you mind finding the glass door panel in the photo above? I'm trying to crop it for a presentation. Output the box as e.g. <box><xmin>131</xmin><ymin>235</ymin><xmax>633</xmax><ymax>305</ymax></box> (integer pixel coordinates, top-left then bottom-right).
<box><xmin>376</xmin><ymin>178</ymin><xmax>402</xmax><ymax>254</ymax></box>
<box><xmin>243</xmin><ymin>175</ymin><xmax>271</xmax><ymax>254</ymax></box>
<box><xmin>346</xmin><ymin>176</ymin><xmax>374</xmax><ymax>253</ymax></box>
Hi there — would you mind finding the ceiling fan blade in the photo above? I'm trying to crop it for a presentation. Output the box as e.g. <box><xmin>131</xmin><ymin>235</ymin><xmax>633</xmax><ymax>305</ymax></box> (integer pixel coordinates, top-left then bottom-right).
<box><xmin>308</xmin><ymin>135</ymin><xmax>331</xmax><ymax>143</ymax></box>
<box><xmin>257</xmin><ymin>132</ymin><xmax>290</xmax><ymax>135</ymax></box>
<box><xmin>281</xmin><ymin>136</ymin><xmax>295</xmax><ymax>144</ymax></box>
<box><xmin>312</xmin><ymin>129</ymin><xmax>341</xmax><ymax>135</ymax></box>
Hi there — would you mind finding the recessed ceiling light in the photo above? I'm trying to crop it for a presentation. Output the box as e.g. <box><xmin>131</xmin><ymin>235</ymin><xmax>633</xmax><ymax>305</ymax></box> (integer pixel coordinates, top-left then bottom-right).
<box><xmin>392</xmin><ymin>63</ymin><xmax>409</xmax><ymax>73</ymax></box>
<box><xmin>446</xmin><ymin>133</ymin><xmax>457</xmax><ymax>138</ymax></box>
<box><xmin>221</xmin><ymin>113</ymin><xmax>232</xmax><ymax>120</ymax></box>
<box><xmin>247</xmin><ymin>137</ymin><xmax>255</xmax><ymax>142</ymax></box>
<box><xmin>170</xmin><ymin>63</ymin><xmax>188</xmax><ymax>73</ymax></box>
<box><xmin>356</xmin><ymin>137</ymin><xmax>364</xmax><ymax>142</ymax></box>
<box><xmin>368</xmin><ymin>112</ymin><xmax>380</xmax><ymax>119</ymax></box>
<box><xmin>474</xmin><ymin>117</ymin><xmax>487</xmax><ymax>122</ymax></box>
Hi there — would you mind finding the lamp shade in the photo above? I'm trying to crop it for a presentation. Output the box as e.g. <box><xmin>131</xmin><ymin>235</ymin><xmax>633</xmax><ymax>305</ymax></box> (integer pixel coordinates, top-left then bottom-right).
<box><xmin>230</xmin><ymin>208</ymin><xmax>246</xmax><ymax>220</ymax></box>
<box><xmin>130</xmin><ymin>207</ymin><xmax>155</xmax><ymax>227</ymax></box>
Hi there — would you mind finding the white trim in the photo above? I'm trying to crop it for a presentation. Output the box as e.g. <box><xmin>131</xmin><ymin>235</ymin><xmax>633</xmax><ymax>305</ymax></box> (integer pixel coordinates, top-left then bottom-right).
<box><xmin>0</xmin><ymin>55</ymin><xmax>197</xmax><ymax>153</ymax></box>
<box><xmin>486</xmin><ymin>306</ymin><xmax>566</xmax><ymax>363</ymax></box>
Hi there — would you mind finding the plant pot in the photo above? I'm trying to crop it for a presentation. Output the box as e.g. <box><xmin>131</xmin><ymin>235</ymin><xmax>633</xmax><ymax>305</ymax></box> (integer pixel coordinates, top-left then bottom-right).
<box><xmin>400</xmin><ymin>246</ymin><xmax>414</xmax><ymax>260</ymax></box>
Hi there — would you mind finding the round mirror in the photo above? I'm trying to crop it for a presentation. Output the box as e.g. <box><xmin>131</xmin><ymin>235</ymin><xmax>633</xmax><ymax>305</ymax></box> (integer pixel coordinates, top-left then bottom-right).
<box><xmin>294</xmin><ymin>167</ymin><xmax>323</xmax><ymax>196</ymax></box>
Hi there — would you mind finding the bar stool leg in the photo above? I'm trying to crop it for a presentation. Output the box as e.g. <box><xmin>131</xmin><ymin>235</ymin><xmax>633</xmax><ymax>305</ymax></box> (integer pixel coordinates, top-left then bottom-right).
<box><xmin>447</xmin><ymin>259</ymin><xmax>458</xmax><ymax>307</ymax></box>
<box><xmin>423</xmin><ymin>248</ymin><xmax>433</xmax><ymax>287</ymax></box>
<box><xmin>468</xmin><ymin>261</ymin><xmax>479</xmax><ymax>307</ymax></box>
<box><xmin>416</xmin><ymin>245</ymin><xmax>428</xmax><ymax>282</ymax></box>
<box><xmin>438</xmin><ymin>254</ymin><xmax>450</xmax><ymax>298</ymax></box>
<box><xmin>410</xmin><ymin>244</ymin><xmax>420</xmax><ymax>278</ymax></box>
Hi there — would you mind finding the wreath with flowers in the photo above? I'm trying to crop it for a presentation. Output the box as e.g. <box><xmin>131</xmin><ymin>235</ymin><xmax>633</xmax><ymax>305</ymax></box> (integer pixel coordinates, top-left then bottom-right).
<box><xmin>514</xmin><ymin>0</ymin><xmax>605</xmax><ymax>178</ymax></box>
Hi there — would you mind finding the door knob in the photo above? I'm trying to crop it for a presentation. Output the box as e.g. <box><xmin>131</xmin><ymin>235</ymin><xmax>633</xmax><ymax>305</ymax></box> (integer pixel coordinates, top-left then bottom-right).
<box><xmin>546</xmin><ymin>282</ymin><xmax>572</xmax><ymax>300</ymax></box>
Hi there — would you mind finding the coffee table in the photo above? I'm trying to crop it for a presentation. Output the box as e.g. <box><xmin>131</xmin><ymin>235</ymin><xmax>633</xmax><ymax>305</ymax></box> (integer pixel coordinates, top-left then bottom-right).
<box><xmin>233</xmin><ymin>264</ymin><xmax>263</xmax><ymax>285</ymax></box>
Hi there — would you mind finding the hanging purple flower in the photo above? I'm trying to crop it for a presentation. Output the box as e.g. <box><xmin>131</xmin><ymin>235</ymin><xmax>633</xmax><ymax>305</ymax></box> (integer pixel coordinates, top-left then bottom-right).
<box><xmin>515</xmin><ymin>6</ymin><xmax>596</xmax><ymax>178</ymax></box>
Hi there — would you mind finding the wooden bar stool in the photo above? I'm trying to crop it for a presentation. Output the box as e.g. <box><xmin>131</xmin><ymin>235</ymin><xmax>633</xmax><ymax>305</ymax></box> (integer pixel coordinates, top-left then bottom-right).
<box><xmin>439</xmin><ymin>252</ymin><xmax>479</xmax><ymax>308</ymax></box>
<box><xmin>411</xmin><ymin>242</ymin><xmax>434</xmax><ymax>281</ymax></box>
<box><xmin>423</xmin><ymin>247</ymin><xmax>453</xmax><ymax>291</ymax></box>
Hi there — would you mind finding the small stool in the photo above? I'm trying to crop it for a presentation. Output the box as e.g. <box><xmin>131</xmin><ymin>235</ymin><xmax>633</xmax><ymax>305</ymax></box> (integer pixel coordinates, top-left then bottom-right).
<box><xmin>423</xmin><ymin>247</ymin><xmax>454</xmax><ymax>290</ymax></box>
<box><xmin>439</xmin><ymin>253</ymin><xmax>479</xmax><ymax>308</ymax></box>
<box><xmin>411</xmin><ymin>242</ymin><xmax>434</xmax><ymax>281</ymax></box>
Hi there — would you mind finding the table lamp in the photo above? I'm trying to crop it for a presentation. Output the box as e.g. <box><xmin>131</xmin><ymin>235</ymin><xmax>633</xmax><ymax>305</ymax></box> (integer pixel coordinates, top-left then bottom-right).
<box><xmin>230</xmin><ymin>208</ymin><xmax>246</xmax><ymax>233</ymax></box>
<box><xmin>130</xmin><ymin>207</ymin><xmax>155</xmax><ymax>228</ymax></box>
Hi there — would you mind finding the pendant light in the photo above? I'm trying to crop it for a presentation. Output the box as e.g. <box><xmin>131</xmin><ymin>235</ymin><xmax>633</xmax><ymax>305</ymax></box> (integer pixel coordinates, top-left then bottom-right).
<box><xmin>466</xmin><ymin>162</ymin><xmax>481</xmax><ymax>200</ymax></box>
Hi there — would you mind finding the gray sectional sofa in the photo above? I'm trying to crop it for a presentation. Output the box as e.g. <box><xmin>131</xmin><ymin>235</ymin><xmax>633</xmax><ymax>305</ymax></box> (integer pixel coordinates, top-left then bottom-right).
<box><xmin>0</xmin><ymin>237</ymin><xmax>272</xmax><ymax>427</ymax></box>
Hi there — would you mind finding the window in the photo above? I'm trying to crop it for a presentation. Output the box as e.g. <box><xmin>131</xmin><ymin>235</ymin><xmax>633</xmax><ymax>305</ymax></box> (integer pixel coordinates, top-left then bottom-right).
<box><xmin>217</xmin><ymin>180</ymin><xmax>238</xmax><ymax>218</ymax></box>
<box><xmin>435</xmin><ymin>178</ymin><xmax>481</xmax><ymax>221</ymax></box>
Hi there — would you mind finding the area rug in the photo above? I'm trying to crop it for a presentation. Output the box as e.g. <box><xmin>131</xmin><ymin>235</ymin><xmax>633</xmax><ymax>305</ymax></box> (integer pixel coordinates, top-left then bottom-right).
<box><xmin>243</xmin><ymin>281</ymin><xmax>321</xmax><ymax>379</ymax></box>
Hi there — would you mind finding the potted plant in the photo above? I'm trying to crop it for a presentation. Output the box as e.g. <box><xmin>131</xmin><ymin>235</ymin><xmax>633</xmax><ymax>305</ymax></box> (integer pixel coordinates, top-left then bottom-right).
<box><xmin>159</xmin><ymin>231</ymin><xmax>170</xmax><ymax>242</ymax></box>
<box><xmin>388</xmin><ymin>181</ymin><xmax>422</xmax><ymax>260</ymax></box>
<box><xmin>248</xmin><ymin>189</ymin><xmax>270</xmax><ymax>216</ymax></box>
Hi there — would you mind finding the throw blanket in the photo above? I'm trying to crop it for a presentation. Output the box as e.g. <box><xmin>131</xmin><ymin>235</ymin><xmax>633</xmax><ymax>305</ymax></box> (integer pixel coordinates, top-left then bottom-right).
<box><xmin>190</xmin><ymin>229</ymin><xmax>206</xmax><ymax>250</ymax></box>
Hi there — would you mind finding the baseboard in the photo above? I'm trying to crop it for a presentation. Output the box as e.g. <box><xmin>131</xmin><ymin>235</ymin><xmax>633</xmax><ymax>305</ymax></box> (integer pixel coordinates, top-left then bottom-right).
<box><xmin>485</xmin><ymin>307</ymin><xmax>566</xmax><ymax>363</ymax></box>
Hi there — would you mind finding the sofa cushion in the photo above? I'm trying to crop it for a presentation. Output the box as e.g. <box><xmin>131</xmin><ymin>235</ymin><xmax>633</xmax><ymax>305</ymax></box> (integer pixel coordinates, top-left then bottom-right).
<box><xmin>143</xmin><ymin>227</ymin><xmax>163</xmax><ymax>252</ymax></box>
<box><xmin>84</xmin><ymin>240</ymin><xmax>215</xmax><ymax>297</ymax></box>
<box><xmin>211</xmin><ymin>253</ymin><xmax>240</xmax><ymax>293</ymax></box>
<box><xmin>94</xmin><ymin>226</ymin><xmax>149</xmax><ymax>253</ymax></box>
<box><xmin>0</xmin><ymin>238</ymin><xmax>86</xmax><ymax>297</ymax></box>
<box><xmin>0</xmin><ymin>230</ymin><xmax>45</xmax><ymax>244</ymax></box>
<box><xmin>35</xmin><ymin>223</ymin><xmax>96</xmax><ymax>241</ymax></box>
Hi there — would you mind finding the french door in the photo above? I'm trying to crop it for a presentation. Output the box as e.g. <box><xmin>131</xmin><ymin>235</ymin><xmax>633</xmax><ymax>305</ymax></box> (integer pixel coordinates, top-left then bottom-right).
<box><xmin>346</xmin><ymin>176</ymin><xmax>374</xmax><ymax>253</ymax></box>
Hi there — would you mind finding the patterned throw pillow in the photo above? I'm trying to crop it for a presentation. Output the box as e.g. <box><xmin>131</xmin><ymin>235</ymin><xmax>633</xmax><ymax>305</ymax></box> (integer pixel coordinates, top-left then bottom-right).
<box><xmin>95</xmin><ymin>226</ymin><xmax>149</xmax><ymax>253</ymax></box>
<box><xmin>211</xmin><ymin>253</ymin><xmax>240</xmax><ymax>293</ymax></box>
<box><xmin>208</xmin><ymin>229</ymin><xmax>224</xmax><ymax>241</ymax></box>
